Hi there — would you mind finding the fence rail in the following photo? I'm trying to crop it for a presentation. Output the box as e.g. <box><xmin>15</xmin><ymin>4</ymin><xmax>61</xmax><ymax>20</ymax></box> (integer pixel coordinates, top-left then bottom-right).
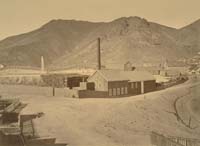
<box><xmin>151</xmin><ymin>131</ymin><xmax>200</xmax><ymax>146</ymax></box>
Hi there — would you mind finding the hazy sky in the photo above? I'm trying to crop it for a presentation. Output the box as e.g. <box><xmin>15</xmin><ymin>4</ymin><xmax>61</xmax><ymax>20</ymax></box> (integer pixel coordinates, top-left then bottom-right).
<box><xmin>0</xmin><ymin>0</ymin><xmax>200</xmax><ymax>40</ymax></box>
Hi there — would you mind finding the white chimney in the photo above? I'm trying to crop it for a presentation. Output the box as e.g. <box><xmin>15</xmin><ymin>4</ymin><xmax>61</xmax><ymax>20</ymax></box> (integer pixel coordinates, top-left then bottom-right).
<box><xmin>41</xmin><ymin>56</ymin><xmax>45</xmax><ymax>72</ymax></box>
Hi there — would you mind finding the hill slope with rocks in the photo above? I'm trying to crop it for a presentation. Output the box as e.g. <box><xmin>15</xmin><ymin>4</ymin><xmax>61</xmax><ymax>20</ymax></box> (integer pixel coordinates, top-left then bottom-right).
<box><xmin>0</xmin><ymin>17</ymin><xmax>200</xmax><ymax>68</ymax></box>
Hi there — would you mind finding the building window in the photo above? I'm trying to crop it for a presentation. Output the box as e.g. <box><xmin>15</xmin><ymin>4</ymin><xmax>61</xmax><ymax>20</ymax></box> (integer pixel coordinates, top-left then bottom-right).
<box><xmin>135</xmin><ymin>82</ymin><xmax>138</xmax><ymax>89</ymax></box>
<box><xmin>117</xmin><ymin>88</ymin><xmax>120</xmax><ymax>95</ymax></box>
<box><xmin>113</xmin><ymin>88</ymin><xmax>117</xmax><ymax>96</ymax></box>
<box><xmin>125</xmin><ymin>87</ymin><xmax>128</xmax><ymax>94</ymax></box>
<box><xmin>121</xmin><ymin>87</ymin><xmax>124</xmax><ymax>95</ymax></box>
<box><xmin>109</xmin><ymin>88</ymin><xmax>112</xmax><ymax>96</ymax></box>
<box><xmin>131</xmin><ymin>82</ymin><xmax>135</xmax><ymax>88</ymax></box>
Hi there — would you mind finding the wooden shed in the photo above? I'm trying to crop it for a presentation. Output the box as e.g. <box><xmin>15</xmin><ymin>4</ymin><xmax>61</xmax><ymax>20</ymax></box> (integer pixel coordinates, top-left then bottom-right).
<box><xmin>41</xmin><ymin>73</ymin><xmax>88</xmax><ymax>88</ymax></box>
<box><xmin>87</xmin><ymin>69</ymin><xmax>156</xmax><ymax>97</ymax></box>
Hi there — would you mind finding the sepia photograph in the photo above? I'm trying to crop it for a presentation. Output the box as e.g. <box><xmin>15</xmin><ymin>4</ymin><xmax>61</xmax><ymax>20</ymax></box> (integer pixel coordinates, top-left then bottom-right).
<box><xmin>0</xmin><ymin>0</ymin><xmax>200</xmax><ymax>146</ymax></box>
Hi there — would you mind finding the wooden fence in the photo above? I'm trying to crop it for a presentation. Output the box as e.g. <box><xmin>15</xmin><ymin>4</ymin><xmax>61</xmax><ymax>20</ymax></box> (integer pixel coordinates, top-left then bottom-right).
<box><xmin>151</xmin><ymin>132</ymin><xmax>200</xmax><ymax>146</ymax></box>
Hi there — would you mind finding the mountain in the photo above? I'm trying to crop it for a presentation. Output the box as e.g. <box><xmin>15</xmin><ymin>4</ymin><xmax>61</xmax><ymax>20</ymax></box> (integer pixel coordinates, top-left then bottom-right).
<box><xmin>0</xmin><ymin>17</ymin><xmax>200</xmax><ymax>68</ymax></box>
<box><xmin>0</xmin><ymin>19</ymin><xmax>100</xmax><ymax>67</ymax></box>
<box><xmin>177</xmin><ymin>19</ymin><xmax>200</xmax><ymax>55</ymax></box>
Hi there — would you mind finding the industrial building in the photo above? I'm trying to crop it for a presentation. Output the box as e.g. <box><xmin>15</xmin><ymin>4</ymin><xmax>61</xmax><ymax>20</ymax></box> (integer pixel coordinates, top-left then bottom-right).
<box><xmin>88</xmin><ymin>69</ymin><xmax>156</xmax><ymax>96</ymax></box>
<box><xmin>64</xmin><ymin>38</ymin><xmax>156</xmax><ymax>98</ymax></box>
<box><xmin>65</xmin><ymin>69</ymin><xmax>156</xmax><ymax>98</ymax></box>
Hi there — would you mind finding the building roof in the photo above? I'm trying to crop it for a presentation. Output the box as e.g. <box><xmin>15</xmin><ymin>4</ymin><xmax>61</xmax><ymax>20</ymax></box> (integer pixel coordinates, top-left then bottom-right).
<box><xmin>90</xmin><ymin>69</ymin><xmax>155</xmax><ymax>82</ymax></box>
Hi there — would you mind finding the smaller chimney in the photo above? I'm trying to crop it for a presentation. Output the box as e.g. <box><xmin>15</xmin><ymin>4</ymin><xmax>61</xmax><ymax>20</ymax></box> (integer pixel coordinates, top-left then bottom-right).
<box><xmin>41</xmin><ymin>56</ymin><xmax>45</xmax><ymax>72</ymax></box>
<box><xmin>97</xmin><ymin>37</ymin><xmax>101</xmax><ymax>70</ymax></box>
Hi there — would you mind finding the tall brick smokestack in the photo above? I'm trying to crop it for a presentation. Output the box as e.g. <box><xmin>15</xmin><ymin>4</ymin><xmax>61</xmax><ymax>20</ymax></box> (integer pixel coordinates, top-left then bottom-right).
<box><xmin>97</xmin><ymin>37</ymin><xmax>101</xmax><ymax>70</ymax></box>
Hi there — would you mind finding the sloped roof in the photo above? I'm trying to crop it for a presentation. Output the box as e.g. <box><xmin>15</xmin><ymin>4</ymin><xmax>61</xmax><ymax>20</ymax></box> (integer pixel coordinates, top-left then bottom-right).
<box><xmin>92</xmin><ymin>69</ymin><xmax>155</xmax><ymax>82</ymax></box>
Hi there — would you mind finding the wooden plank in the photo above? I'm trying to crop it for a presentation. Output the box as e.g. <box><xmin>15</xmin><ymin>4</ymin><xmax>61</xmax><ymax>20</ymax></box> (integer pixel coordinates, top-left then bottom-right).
<box><xmin>151</xmin><ymin>132</ymin><xmax>184</xmax><ymax>146</ymax></box>
<box><xmin>31</xmin><ymin>120</ymin><xmax>35</xmax><ymax>137</ymax></box>
<box><xmin>0</xmin><ymin>99</ymin><xmax>14</xmax><ymax>104</ymax></box>
<box><xmin>20</xmin><ymin>114</ymin><xmax>38</xmax><ymax>123</ymax></box>
<box><xmin>13</xmin><ymin>104</ymin><xmax>27</xmax><ymax>113</ymax></box>
<box><xmin>28</xmin><ymin>143</ymin><xmax>67</xmax><ymax>146</ymax></box>
<box><xmin>27</xmin><ymin>137</ymin><xmax>56</xmax><ymax>144</ymax></box>
<box><xmin>4</xmin><ymin>100</ymin><xmax>20</xmax><ymax>113</ymax></box>
<box><xmin>26</xmin><ymin>136</ymin><xmax>68</xmax><ymax>146</ymax></box>
<box><xmin>22</xmin><ymin>120</ymin><xmax>34</xmax><ymax>137</ymax></box>
<box><xmin>0</xmin><ymin>126</ymin><xmax>21</xmax><ymax>135</ymax></box>
<box><xmin>0</xmin><ymin>99</ymin><xmax>14</xmax><ymax>110</ymax></box>
<box><xmin>19</xmin><ymin>134</ymin><xmax>26</xmax><ymax>146</ymax></box>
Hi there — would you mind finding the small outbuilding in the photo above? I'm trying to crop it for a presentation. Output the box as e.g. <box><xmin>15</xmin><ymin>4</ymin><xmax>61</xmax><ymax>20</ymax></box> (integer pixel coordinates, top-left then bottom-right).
<box><xmin>41</xmin><ymin>73</ymin><xmax>88</xmax><ymax>88</ymax></box>
<box><xmin>87</xmin><ymin>69</ymin><xmax>156</xmax><ymax>97</ymax></box>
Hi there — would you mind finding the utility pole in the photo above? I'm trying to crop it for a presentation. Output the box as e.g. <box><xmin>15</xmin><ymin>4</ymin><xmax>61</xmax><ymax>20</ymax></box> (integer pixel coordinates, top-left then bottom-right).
<box><xmin>52</xmin><ymin>86</ymin><xmax>55</xmax><ymax>96</ymax></box>
<box><xmin>52</xmin><ymin>78</ymin><xmax>56</xmax><ymax>96</ymax></box>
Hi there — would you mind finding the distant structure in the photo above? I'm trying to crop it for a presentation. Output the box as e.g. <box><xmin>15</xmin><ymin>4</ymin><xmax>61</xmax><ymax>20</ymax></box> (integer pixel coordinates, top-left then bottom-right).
<box><xmin>65</xmin><ymin>69</ymin><xmax>156</xmax><ymax>98</ymax></box>
<box><xmin>163</xmin><ymin>59</ymin><xmax>169</xmax><ymax>70</ymax></box>
<box><xmin>124</xmin><ymin>61</ymin><xmax>135</xmax><ymax>71</ymax></box>
<box><xmin>88</xmin><ymin>70</ymin><xmax>156</xmax><ymax>95</ymax></box>
<box><xmin>41</xmin><ymin>56</ymin><xmax>45</xmax><ymax>72</ymax></box>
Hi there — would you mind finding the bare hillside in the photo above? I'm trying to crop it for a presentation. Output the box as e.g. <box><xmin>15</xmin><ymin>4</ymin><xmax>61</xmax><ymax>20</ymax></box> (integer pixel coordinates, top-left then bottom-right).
<box><xmin>0</xmin><ymin>17</ymin><xmax>200</xmax><ymax>68</ymax></box>
<box><xmin>0</xmin><ymin>20</ymin><xmax>100</xmax><ymax>67</ymax></box>
<box><xmin>177</xmin><ymin>19</ymin><xmax>200</xmax><ymax>56</ymax></box>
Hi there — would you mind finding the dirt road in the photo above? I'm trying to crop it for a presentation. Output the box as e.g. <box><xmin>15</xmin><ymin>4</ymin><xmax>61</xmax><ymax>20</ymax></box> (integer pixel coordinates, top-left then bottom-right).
<box><xmin>0</xmin><ymin>78</ymin><xmax>200</xmax><ymax>146</ymax></box>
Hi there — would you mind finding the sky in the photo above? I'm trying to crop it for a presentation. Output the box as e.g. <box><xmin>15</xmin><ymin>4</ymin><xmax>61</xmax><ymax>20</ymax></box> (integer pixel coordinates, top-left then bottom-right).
<box><xmin>0</xmin><ymin>0</ymin><xmax>200</xmax><ymax>40</ymax></box>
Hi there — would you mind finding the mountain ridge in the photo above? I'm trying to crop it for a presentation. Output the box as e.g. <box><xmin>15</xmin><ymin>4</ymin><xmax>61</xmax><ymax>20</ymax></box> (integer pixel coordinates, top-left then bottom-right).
<box><xmin>0</xmin><ymin>16</ymin><xmax>199</xmax><ymax>68</ymax></box>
